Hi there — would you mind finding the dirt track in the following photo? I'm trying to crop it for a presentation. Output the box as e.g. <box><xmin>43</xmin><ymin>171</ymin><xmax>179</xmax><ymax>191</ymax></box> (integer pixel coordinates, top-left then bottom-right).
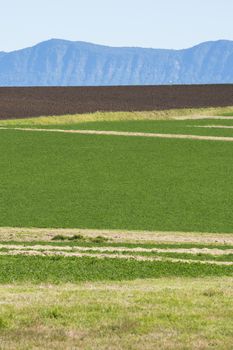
<box><xmin>1</xmin><ymin>126</ymin><xmax>233</xmax><ymax>142</ymax></box>
<box><xmin>1</xmin><ymin>227</ymin><xmax>232</xmax><ymax>244</ymax></box>
<box><xmin>0</xmin><ymin>85</ymin><xmax>233</xmax><ymax>120</ymax></box>
<box><xmin>1</xmin><ymin>244</ymin><xmax>232</xmax><ymax>255</ymax></box>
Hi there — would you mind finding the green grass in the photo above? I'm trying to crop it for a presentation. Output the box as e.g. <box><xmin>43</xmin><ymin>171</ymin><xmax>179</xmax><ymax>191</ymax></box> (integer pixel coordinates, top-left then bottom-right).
<box><xmin>1</xmin><ymin>109</ymin><xmax>233</xmax><ymax>349</ymax></box>
<box><xmin>222</xmin><ymin>112</ymin><xmax>233</xmax><ymax>116</ymax></box>
<box><xmin>2</xmin><ymin>106</ymin><xmax>233</xmax><ymax>139</ymax></box>
<box><xmin>58</xmin><ymin>118</ymin><xmax>233</xmax><ymax>138</ymax></box>
<box><xmin>0</xmin><ymin>255</ymin><xmax>232</xmax><ymax>284</ymax></box>
<box><xmin>0</xmin><ymin>278</ymin><xmax>232</xmax><ymax>349</ymax></box>
<box><xmin>4</xmin><ymin>118</ymin><xmax>233</xmax><ymax>137</ymax></box>
<box><xmin>1</xmin><ymin>129</ymin><xmax>233</xmax><ymax>232</ymax></box>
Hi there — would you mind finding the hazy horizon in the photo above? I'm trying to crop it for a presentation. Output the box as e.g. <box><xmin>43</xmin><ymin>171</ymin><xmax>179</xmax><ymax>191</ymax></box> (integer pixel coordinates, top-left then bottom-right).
<box><xmin>1</xmin><ymin>0</ymin><xmax>233</xmax><ymax>52</ymax></box>
<box><xmin>1</xmin><ymin>37</ymin><xmax>232</xmax><ymax>54</ymax></box>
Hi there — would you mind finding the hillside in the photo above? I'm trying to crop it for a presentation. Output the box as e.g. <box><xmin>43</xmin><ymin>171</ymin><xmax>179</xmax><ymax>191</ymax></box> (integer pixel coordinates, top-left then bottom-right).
<box><xmin>0</xmin><ymin>39</ymin><xmax>232</xmax><ymax>86</ymax></box>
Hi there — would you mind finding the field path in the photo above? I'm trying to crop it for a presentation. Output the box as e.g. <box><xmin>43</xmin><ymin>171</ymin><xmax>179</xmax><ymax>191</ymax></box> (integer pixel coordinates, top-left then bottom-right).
<box><xmin>1</xmin><ymin>244</ymin><xmax>232</xmax><ymax>256</ymax></box>
<box><xmin>194</xmin><ymin>125</ymin><xmax>233</xmax><ymax>129</ymax></box>
<box><xmin>1</xmin><ymin>126</ymin><xmax>233</xmax><ymax>142</ymax></box>
<box><xmin>175</xmin><ymin>116</ymin><xmax>233</xmax><ymax>120</ymax></box>
<box><xmin>1</xmin><ymin>227</ymin><xmax>233</xmax><ymax>244</ymax></box>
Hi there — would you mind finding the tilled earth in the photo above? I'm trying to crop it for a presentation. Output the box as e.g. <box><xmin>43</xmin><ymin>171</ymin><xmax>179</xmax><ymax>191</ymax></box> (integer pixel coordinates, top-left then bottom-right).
<box><xmin>0</xmin><ymin>84</ymin><xmax>233</xmax><ymax>119</ymax></box>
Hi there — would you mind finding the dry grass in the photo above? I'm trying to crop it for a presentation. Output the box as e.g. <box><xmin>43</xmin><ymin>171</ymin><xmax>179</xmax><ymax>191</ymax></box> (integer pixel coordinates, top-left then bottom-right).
<box><xmin>1</xmin><ymin>106</ymin><xmax>233</xmax><ymax>126</ymax></box>
<box><xmin>1</xmin><ymin>227</ymin><xmax>233</xmax><ymax>244</ymax></box>
<box><xmin>0</xmin><ymin>277</ymin><xmax>232</xmax><ymax>349</ymax></box>
<box><xmin>1</xmin><ymin>243</ymin><xmax>233</xmax><ymax>255</ymax></box>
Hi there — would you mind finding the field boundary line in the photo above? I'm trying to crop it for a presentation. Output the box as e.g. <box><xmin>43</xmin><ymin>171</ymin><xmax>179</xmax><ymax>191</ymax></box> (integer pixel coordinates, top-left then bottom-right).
<box><xmin>2</xmin><ymin>126</ymin><xmax>233</xmax><ymax>142</ymax></box>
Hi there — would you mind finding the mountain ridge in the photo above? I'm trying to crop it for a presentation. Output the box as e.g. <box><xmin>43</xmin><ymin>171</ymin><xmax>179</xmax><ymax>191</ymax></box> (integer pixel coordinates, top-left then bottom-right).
<box><xmin>0</xmin><ymin>39</ymin><xmax>232</xmax><ymax>86</ymax></box>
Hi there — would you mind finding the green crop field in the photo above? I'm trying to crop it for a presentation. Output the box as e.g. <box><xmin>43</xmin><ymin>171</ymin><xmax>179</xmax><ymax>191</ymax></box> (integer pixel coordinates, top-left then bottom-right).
<box><xmin>1</xmin><ymin>114</ymin><xmax>233</xmax><ymax>232</ymax></box>
<box><xmin>1</xmin><ymin>108</ymin><xmax>233</xmax><ymax>349</ymax></box>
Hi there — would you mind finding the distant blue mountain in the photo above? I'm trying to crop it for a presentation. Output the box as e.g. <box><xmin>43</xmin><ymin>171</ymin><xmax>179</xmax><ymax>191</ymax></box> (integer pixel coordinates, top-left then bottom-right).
<box><xmin>0</xmin><ymin>39</ymin><xmax>232</xmax><ymax>86</ymax></box>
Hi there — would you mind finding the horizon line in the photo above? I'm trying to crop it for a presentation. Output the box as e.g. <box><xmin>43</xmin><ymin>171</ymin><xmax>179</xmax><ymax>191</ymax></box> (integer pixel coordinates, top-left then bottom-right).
<box><xmin>1</xmin><ymin>38</ymin><xmax>232</xmax><ymax>54</ymax></box>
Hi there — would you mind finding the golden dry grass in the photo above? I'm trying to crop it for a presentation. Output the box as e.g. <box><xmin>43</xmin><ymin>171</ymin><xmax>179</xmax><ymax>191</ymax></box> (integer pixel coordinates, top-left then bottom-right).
<box><xmin>1</xmin><ymin>106</ymin><xmax>233</xmax><ymax>126</ymax></box>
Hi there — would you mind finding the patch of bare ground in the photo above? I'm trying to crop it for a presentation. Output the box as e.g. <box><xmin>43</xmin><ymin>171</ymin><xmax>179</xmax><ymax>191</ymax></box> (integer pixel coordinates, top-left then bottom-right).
<box><xmin>0</xmin><ymin>227</ymin><xmax>232</xmax><ymax>244</ymax></box>
<box><xmin>0</xmin><ymin>85</ymin><xmax>232</xmax><ymax>120</ymax></box>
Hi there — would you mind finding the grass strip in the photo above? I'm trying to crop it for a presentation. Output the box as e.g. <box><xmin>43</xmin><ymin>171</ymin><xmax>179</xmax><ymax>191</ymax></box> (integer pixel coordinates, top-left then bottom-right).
<box><xmin>1</xmin><ymin>240</ymin><xmax>233</xmax><ymax>250</ymax></box>
<box><xmin>1</xmin><ymin>106</ymin><xmax>233</xmax><ymax>127</ymax></box>
<box><xmin>0</xmin><ymin>255</ymin><xmax>232</xmax><ymax>284</ymax></box>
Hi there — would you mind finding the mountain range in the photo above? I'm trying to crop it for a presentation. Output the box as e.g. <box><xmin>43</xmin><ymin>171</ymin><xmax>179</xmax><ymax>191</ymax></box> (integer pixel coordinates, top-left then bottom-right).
<box><xmin>0</xmin><ymin>39</ymin><xmax>232</xmax><ymax>86</ymax></box>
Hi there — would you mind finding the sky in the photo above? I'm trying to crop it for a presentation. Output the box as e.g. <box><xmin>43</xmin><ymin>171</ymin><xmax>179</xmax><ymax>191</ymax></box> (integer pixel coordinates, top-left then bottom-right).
<box><xmin>0</xmin><ymin>0</ymin><xmax>233</xmax><ymax>52</ymax></box>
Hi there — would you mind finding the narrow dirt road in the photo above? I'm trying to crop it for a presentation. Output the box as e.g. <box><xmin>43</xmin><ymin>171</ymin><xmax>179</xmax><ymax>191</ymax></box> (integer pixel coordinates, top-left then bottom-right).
<box><xmin>1</xmin><ymin>127</ymin><xmax>233</xmax><ymax>142</ymax></box>
<box><xmin>194</xmin><ymin>125</ymin><xmax>233</xmax><ymax>129</ymax></box>
<box><xmin>1</xmin><ymin>244</ymin><xmax>232</xmax><ymax>256</ymax></box>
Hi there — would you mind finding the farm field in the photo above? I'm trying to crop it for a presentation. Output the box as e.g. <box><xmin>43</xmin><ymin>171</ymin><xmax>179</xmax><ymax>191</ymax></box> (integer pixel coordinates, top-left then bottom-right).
<box><xmin>1</xmin><ymin>106</ymin><xmax>233</xmax><ymax>349</ymax></box>
<box><xmin>1</xmin><ymin>109</ymin><xmax>233</xmax><ymax>231</ymax></box>
<box><xmin>0</xmin><ymin>85</ymin><xmax>233</xmax><ymax>120</ymax></box>
<box><xmin>0</xmin><ymin>277</ymin><xmax>232</xmax><ymax>350</ymax></box>
<box><xmin>4</xmin><ymin>118</ymin><xmax>233</xmax><ymax>138</ymax></box>
<box><xmin>0</xmin><ymin>229</ymin><xmax>233</xmax><ymax>349</ymax></box>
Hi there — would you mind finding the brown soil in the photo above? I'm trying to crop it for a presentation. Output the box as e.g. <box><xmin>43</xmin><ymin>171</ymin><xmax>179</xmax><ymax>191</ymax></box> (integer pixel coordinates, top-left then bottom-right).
<box><xmin>0</xmin><ymin>85</ymin><xmax>233</xmax><ymax>120</ymax></box>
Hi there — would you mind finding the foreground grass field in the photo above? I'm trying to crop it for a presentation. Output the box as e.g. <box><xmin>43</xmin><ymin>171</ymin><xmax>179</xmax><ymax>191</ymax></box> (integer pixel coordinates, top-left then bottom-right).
<box><xmin>1</xmin><ymin>108</ymin><xmax>233</xmax><ymax>349</ymax></box>
<box><xmin>0</xmin><ymin>228</ymin><xmax>233</xmax><ymax>349</ymax></box>
<box><xmin>1</xmin><ymin>277</ymin><xmax>233</xmax><ymax>350</ymax></box>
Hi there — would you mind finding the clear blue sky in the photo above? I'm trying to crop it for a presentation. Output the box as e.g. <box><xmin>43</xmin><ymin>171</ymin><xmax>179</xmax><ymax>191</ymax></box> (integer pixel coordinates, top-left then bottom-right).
<box><xmin>1</xmin><ymin>0</ymin><xmax>233</xmax><ymax>52</ymax></box>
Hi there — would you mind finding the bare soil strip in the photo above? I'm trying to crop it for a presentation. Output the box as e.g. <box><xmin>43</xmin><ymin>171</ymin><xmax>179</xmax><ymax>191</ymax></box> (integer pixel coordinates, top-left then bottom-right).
<box><xmin>0</xmin><ymin>86</ymin><xmax>232</xmax><ymax>120</ymax></box>
<box><xmin>1</xmin><ymin>244</ymin><xmax>232</xmax><ymax>256</ymax></box>
<box><xmin>1</xmin><ymin>227</ymin><xmax>232</xmax><ymax>244</ymax></box>
<box><xmin>1</xmin><ymin>126</ymin><xmax>233</xmax><ymax>142</ymax></box>
<box><xmin>0</xmin><ymin>249</ymin><xmax>232</xmax><ymax>265</ymax></box>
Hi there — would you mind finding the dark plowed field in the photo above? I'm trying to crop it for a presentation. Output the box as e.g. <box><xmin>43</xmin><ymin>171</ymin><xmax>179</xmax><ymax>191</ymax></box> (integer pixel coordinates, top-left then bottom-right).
<box><xmin>0</xmin><ymin>85</ymin><xmax>233</xmax><ymax>120</ymax></box>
